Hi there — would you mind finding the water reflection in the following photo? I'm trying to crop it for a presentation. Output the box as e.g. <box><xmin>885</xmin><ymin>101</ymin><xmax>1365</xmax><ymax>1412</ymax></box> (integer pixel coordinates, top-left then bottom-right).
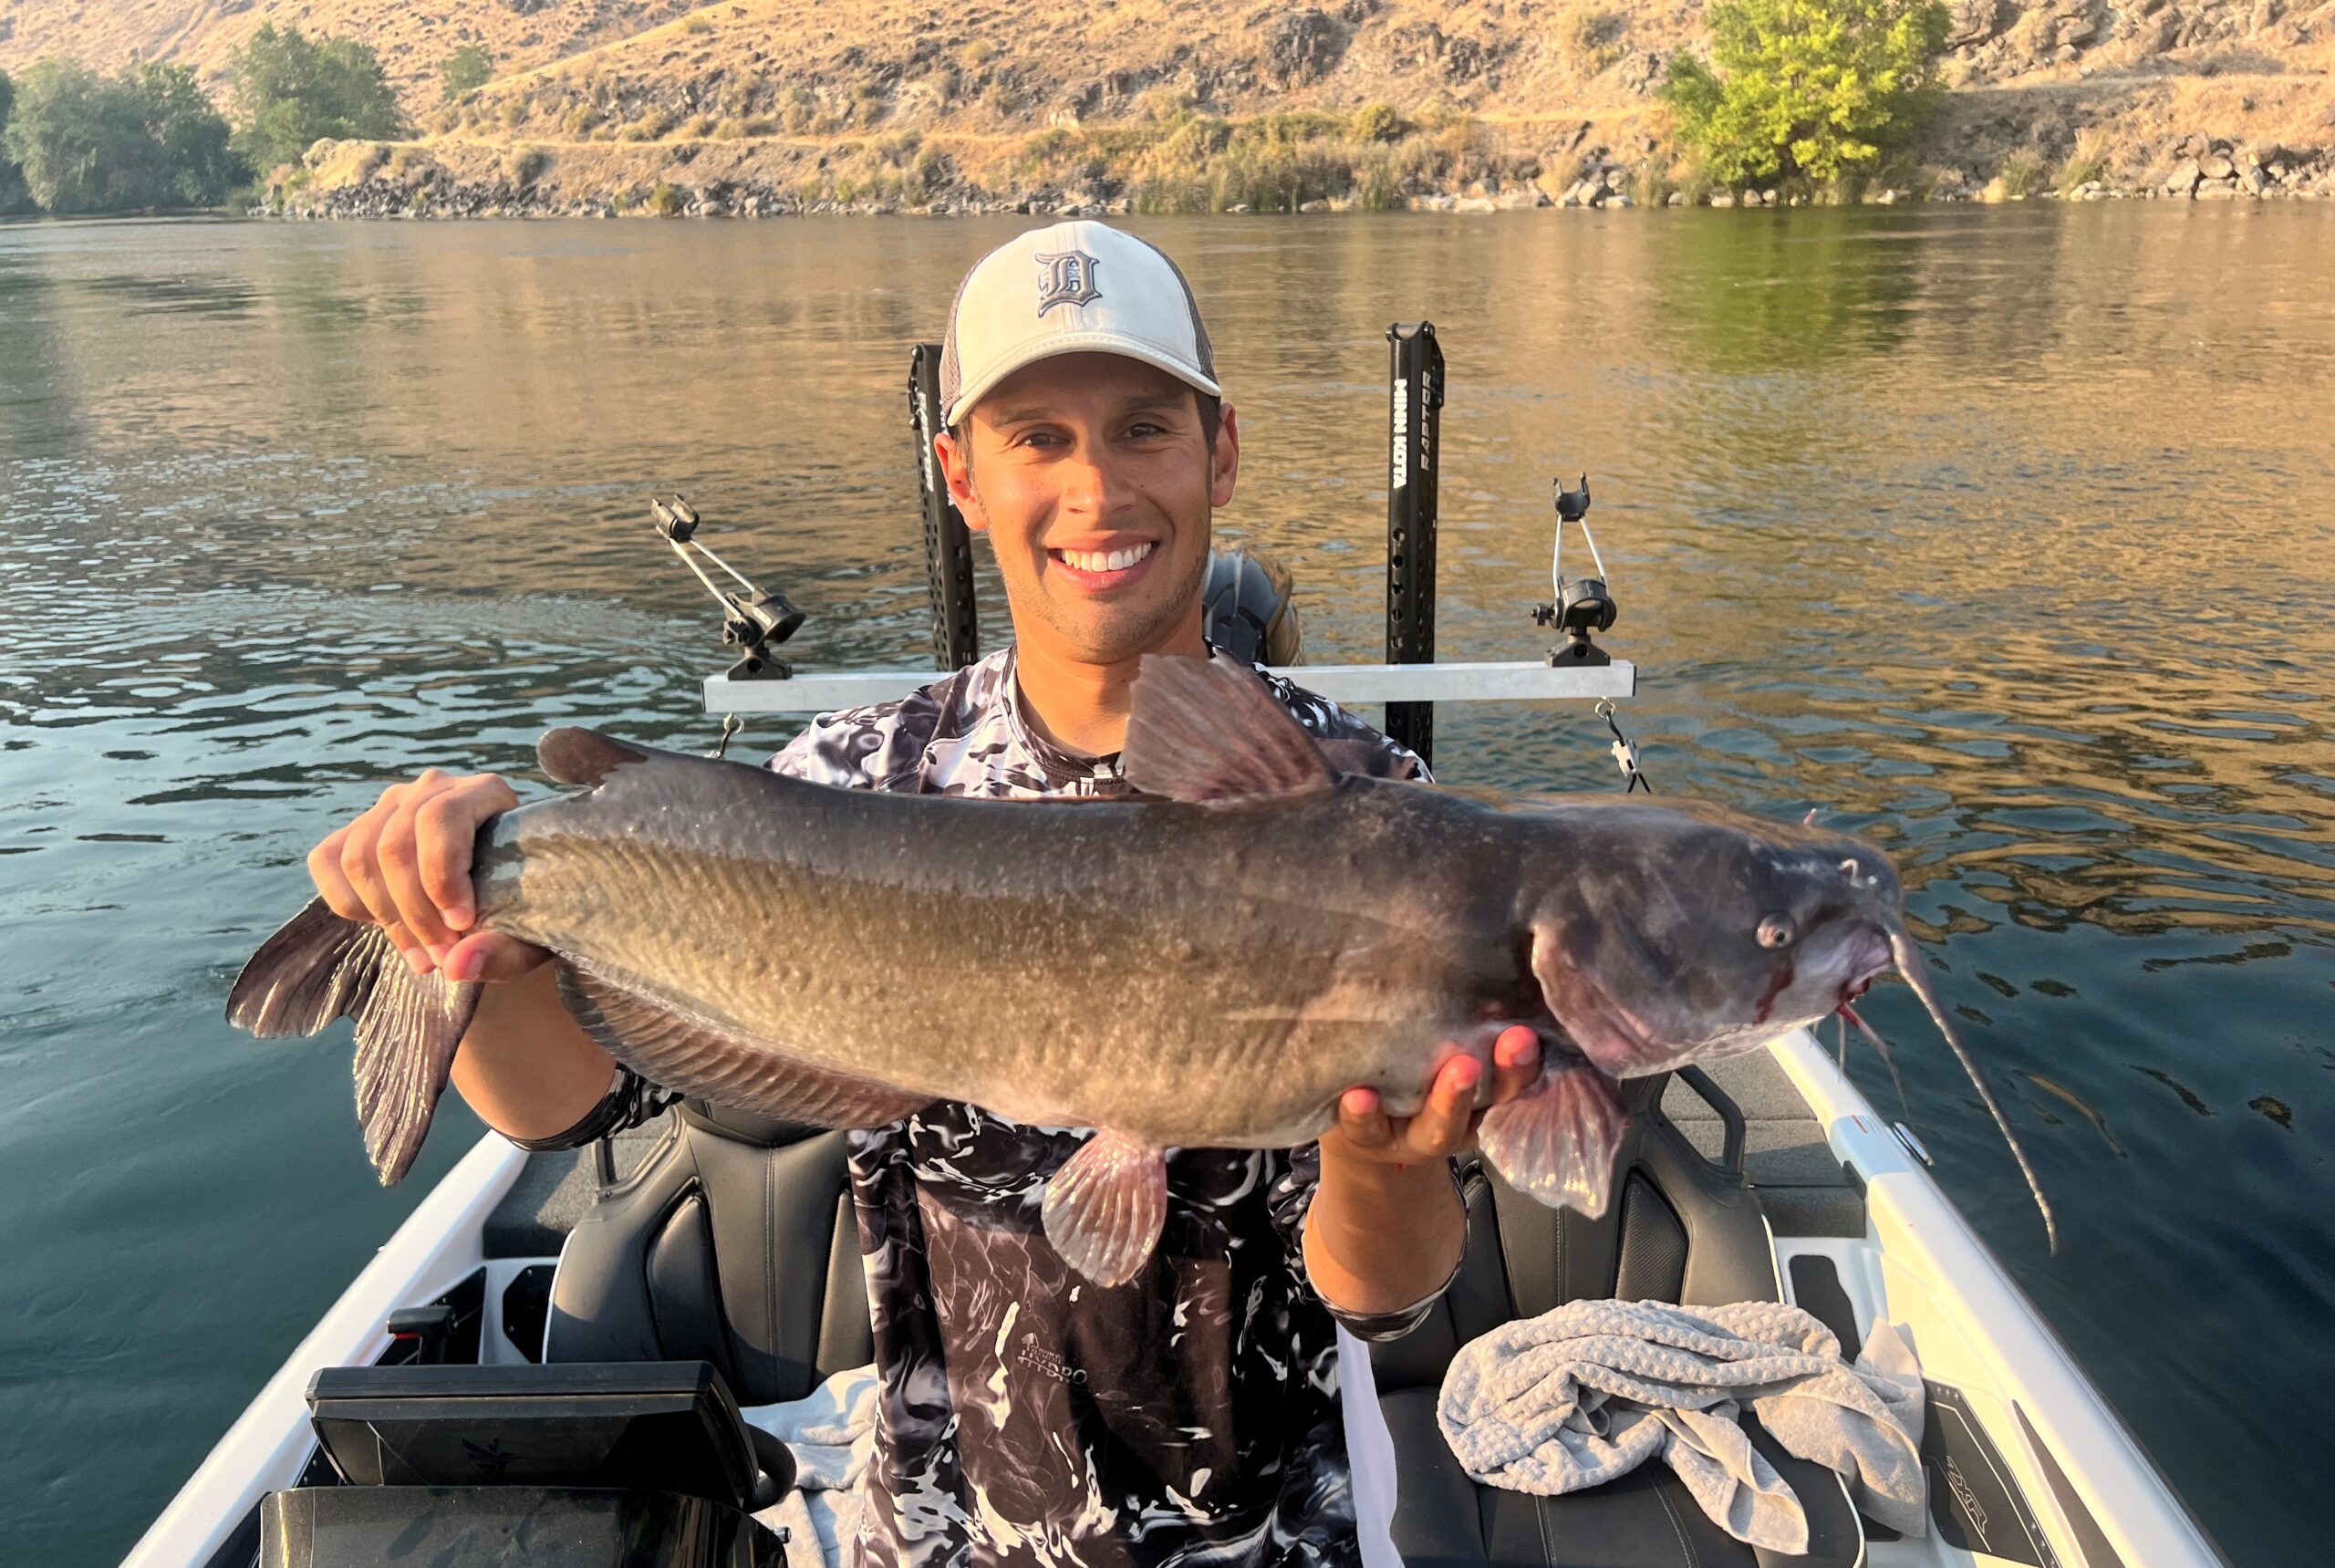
<box><xmin>1</xmin><ymin>209</ymin><xmax>2331</xmax><ymax>1566</ymax></box>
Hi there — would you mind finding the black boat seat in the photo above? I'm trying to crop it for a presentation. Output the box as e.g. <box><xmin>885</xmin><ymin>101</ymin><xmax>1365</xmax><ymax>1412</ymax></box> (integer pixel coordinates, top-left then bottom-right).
<box><xmin>1371</xmin><ymin>1074</ymin><xmax>1863</xmax><ymax>1568</ymax></box>
<box><xmin>545</xmin><ymin>1100</ymin><xmax>869</xmax><ymax>1408</ymax></box>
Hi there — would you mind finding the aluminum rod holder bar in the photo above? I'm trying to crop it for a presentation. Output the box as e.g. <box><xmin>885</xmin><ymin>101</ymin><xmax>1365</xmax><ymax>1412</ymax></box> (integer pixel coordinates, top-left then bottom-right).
<box><xmin>705</xmin><ymin>659</ymin><xmax>1635</xmax><ymax>714</ymax></box>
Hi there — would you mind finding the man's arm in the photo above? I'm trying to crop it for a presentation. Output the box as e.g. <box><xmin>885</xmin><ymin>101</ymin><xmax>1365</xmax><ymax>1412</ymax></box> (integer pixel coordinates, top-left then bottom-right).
<box><xmin>1302</xmin><ymin>1025</ymin><xmax>1543</xmax><ymax>1317</ymax></box>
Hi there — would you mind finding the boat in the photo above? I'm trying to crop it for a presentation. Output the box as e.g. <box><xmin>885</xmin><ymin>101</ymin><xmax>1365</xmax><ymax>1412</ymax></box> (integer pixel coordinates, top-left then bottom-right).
<box><xmin>122</xmin><ymin>328</ymin><xmax>2226</xmax><ymax>1568</ymax></box>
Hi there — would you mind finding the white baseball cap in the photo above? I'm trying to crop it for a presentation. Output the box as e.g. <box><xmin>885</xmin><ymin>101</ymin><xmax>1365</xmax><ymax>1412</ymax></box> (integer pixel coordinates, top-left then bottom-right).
<box><xmin>939</xmin><ymin>220</ymin><xmax>1222</xmax><ymax>430</ymax></box>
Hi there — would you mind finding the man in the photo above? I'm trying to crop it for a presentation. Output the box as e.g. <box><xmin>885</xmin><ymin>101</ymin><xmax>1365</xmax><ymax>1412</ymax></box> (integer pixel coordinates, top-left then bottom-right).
<box><xmin>306</xmin><ymin>221</ymin><xmax>1543</xmax><ymax>1565</ymax></box>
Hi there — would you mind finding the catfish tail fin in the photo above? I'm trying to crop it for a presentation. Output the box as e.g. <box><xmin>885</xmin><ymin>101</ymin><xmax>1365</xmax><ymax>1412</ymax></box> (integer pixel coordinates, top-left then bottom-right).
<box><xmin>226</xmin><ymin>898</ymin><xmax>481</xmax><ymax>1185</ymax></box>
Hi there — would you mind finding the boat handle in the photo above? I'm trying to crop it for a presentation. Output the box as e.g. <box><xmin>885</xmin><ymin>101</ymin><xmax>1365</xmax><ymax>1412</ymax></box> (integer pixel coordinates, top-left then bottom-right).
<box><xmin>1673</xmin><ymin>1065</ymin><xmax>1748</xmax><ymax>1183</ymax></box>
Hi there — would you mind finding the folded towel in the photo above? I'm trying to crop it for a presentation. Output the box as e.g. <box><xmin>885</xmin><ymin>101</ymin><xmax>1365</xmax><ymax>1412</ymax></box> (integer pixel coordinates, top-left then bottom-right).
<box><xmin>745</xmin><ymin>1364</ymin><xmax>879</xmax><ymax>1568</ymax></box>
<box><xmin>1438</xmin><ymin>1300</ymin><xmax>1925</xmax><ymax>1552</ymax></box>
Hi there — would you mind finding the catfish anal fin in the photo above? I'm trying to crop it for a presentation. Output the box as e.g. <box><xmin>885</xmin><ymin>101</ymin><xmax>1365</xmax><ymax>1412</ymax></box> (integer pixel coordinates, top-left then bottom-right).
<box><xmin>1476</xmin><ymin>1055</ymin><xmax>1630</xmax><ymax>1219</ymax></box>
<box><xmin>557</xmin><ymin>967</ymin><xmax>929</xmax><ymax>1128</ymax></box>
<box><xmin>1122</xmin><ymin>653</ymin><xmax>1334</xmax><ymax>805</ymax></box>
<box><xmin>1042</xmin><ymin>1129</ymin><xmax>1168</xmax><ymax>1286</ymax></box>
<box><xmin>226</xmin><ymin>897</ymin><xmax>480</xmax><ymax>1185</ymax></box>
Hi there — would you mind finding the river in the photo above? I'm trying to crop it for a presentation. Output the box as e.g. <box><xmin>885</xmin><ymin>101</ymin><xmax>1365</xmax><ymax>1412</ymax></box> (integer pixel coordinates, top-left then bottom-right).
<box><xmin>2</xmin><ymin>206</ymin><xmax>2330</xmax><ymax>1564</ymax></box>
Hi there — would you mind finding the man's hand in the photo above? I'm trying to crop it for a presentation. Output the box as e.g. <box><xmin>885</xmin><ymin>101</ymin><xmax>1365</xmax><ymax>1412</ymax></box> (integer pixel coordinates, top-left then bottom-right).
<box><xmin>1303</xmin><ymin>1025</ymin><xmax>1545</xmax><ymax>1319</ymax></box>
<box><xmin>306</xmin><ymin>769</ymin><xmax>545</xmax><ymax>983</ymax></box>
<box><xmin>1319</xmin><ymin>1024</ymin><xmax>1545</xmax><ymax>1168</ymax></box>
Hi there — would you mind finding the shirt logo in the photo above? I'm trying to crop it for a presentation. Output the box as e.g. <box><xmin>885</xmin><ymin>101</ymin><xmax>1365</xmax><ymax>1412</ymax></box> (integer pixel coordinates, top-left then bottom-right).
<box><xmin>1034</xmin><ymin>250</ymin><xmax>1101</xmax><ymax>315</ymax></box>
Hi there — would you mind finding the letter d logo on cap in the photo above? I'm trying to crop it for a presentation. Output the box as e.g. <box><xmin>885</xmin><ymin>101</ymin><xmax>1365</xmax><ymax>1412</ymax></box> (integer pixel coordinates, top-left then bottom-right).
<box><xmin>1034</xmin><ymin>250</ymin><xmax>1102</xmax><ymax>314</ymax></box>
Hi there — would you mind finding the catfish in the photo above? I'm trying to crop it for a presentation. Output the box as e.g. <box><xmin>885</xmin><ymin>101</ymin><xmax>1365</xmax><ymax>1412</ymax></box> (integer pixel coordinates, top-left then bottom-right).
<box><xmin>230</xmin><ymin>655</ymin><xmax>2051</xmax><ymax>1283</ymax></box>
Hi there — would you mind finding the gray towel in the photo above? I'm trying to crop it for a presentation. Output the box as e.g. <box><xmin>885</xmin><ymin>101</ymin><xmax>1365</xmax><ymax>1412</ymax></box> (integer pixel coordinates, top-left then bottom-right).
<box><xmin>1438</xmin><ymin>1300</ymin><xmax>1926</xmax><ymax>1552</ymax></box>
<box><xmin>745</xmin><ymin>1364</ymin><xmax>878</xmax><ymax>1568</ymax></box>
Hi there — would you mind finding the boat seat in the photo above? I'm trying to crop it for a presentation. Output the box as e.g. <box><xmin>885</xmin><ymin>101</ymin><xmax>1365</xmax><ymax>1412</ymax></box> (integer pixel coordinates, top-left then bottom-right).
<box><xmin>544</xmin><ymin>1100</ymin><xmax>868</xmax><ymax>1407</ymax></box>
<box><xmin>1371</xmin><ymin>1073</ymin><xmax>1864</xmax><ymax>1568</ymax></box>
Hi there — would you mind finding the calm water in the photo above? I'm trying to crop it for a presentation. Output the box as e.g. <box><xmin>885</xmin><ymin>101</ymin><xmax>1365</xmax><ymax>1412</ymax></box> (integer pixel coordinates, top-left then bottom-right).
<box><xmin>3</xmin><ymin>209</ymin><xmax>2331</xmax><ymax>1564</ymax></box>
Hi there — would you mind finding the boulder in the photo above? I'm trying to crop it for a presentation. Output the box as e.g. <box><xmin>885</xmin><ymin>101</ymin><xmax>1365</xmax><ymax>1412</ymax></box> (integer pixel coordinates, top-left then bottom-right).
<box><xmin>2200</xmin><ymin>153</ymin><xmax>2236</xmax><ymax>180</ymax></box>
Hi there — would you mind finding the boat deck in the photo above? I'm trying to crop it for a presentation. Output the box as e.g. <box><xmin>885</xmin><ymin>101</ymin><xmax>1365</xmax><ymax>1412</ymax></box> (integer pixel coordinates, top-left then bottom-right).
<box><xmin>1662</xmin><ymin>1048</ymin><xmax>1865</xmax><ymax>1238</ymax></box>
<box><xmin>482</xmin><ymin>1116</ymin><xmax>673</xmax><ymax>1259</ymax></box>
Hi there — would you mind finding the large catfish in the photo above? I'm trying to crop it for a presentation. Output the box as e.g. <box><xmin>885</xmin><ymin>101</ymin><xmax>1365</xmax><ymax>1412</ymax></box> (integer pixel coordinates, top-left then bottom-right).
<box><xmin>229</xmin><ymin>655</ymin><xmax>2051</xmax><ymax>1282</ymax></box>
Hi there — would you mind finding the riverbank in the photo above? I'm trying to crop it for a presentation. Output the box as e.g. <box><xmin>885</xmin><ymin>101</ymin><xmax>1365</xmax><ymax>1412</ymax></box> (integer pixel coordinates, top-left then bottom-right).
<box><xmin>271</xmin><ymin>87</ymin><xmax>2335</xmax><ymax>221</ymax></box>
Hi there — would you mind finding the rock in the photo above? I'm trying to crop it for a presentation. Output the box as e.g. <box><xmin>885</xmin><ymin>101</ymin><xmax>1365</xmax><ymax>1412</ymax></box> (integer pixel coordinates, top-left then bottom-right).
<box><xmin>1709</xmin><ymin>192</ymin><xmax>1736</xmax><ymax>207</ymax></box>
<box><xmin>2200</xmin><ymin>153</ymin><xmax>2236</xmax><ymax>180</ymax></box>
<box><xmin>2165</xmin><ymin>158</ymin><xmax>2203</xmax><ymax>193</ymax></box>
<box><xmin>1944</xmin><ymin>0</ymin><xmax>2011</xmax><ymax>47</ymax></box>
<box><xmin>1875</xmin><ymin>187</ymin><xmax>1900</xmax><ymax>203</ymax></box>
<box><xmin>1228</xmin><ymin>202</ymin><xmax>1251</xmax><ymax>213</ymax></box>
<box><xmin>1666</xmin><ymin>191</ymin><xmax>1686</xmax><ymax>206</ymax></box>
<box><xmin>2052</xmin><ymin>41</ymin><xmax>2081</xmax><ymax>62</ymax></box>
<box><xmin>1299</xmin><ymin>199</ymin><xmax>1328</xmax><ymax>213</ymax></box>
<box><xmin>1604</xmin><ymin>192</ymin><xmax>1634</xmax><ymax>208</ymax></box>
<box><xmin>2243</xmin><ymin>165</ymin><xmax>2269</xmax><ymax>193</ymax></box>
<box><xmin>1757</xmin><ymin>188</ymin><xmax>1778</xmax><ymax>205</ymax></box>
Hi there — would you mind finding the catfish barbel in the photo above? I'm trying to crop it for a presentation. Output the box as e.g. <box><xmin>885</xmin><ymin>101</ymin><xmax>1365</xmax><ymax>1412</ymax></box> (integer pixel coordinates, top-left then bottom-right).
<box><xmin>229</xmin><ymin>655</ymin><xmax>2053</xmax><ymax>1282</ymax></box>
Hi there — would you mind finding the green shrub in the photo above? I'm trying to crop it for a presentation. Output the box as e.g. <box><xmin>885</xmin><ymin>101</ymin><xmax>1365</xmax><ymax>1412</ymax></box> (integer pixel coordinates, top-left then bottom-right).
<box><xmin>440</xmin><ymin>45</ymin><xmax>493</xmax><ymax>102</ymax></box>
<box><xmin>227</xmin><ymin>24</ymin><xmax>404</xmax><ymax>175</ymax></box>
<box><xmin>682</xmin><ymin>14</ymin><xmax>713</xmax><ymax>35</ymax></box>
<box><xmin>781</xmin><ymin>86</ymin><xmax>818</xmax><ymax>133</ymax></box>
<box><xmin>505</xmin><ymin>145</ymin><xmax>550</xmax><ymax>188</ymax></box>
<box><xmin>1664</xmin><ymin>0</ymin><xmax>1949</xmax><ymax>185</ymax></box>
<box><xmin>1988</xmin><ymin>146</ymin><xmax>2048</xmax><ymax>199</ymax></box>
<box><xmin>1351</xmin><ymin>101</ymin><xmax>1410</xmax><ymax>143</ymax></box>
<box><xmin>2055</xmin><ymin>130</ymin><xmax>2108</xmax><ymax>190</ymax></box>
<box><xmin>1557</xmin><ymin>5</ymin><xmax>1626</xmax><ymax>75</ymax></box>
<box><xmin>648</xmin><ymin>181</ymin><xmax>685</xmax><ymax>214</ymax></box>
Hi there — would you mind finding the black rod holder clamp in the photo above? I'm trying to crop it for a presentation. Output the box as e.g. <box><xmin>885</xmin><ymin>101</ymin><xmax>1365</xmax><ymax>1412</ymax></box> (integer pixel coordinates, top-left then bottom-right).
<box><xmin>649</xmin><ymin>493</ymin><xmax>804</xmax><ymax>680</ymax></box>
<box><xmin>1531</xmin><ymin>472</ymin><xmax>1616</xmax><ymax>667</ymax></box>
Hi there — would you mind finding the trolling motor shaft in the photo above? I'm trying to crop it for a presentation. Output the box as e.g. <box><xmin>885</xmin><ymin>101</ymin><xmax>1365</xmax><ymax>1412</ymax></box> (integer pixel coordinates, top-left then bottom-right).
<box><xmin>649</xmin><ymin>495</ymin><xmax>803</xmax><ymax>680</ymax></box>
<box><xmin>1531</xmin><ymin>473</ymin><xmax>1616</xmax><ymax>667</ymax></box>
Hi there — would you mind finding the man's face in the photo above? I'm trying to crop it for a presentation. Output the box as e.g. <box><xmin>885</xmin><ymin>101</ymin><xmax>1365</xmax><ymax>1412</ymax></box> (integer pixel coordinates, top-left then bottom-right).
<box><xmin>938</xmin><ymin>353</ymin><xmax>1238</xmax><ymax>666</ymax></box>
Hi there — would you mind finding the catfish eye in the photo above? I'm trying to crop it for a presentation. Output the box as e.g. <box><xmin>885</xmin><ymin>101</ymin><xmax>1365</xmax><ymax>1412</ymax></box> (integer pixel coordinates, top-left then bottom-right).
<box><xmin>1757</xmin><ymin>915</ymin><xmax>1795</xmax><ymax>949</ymax></box>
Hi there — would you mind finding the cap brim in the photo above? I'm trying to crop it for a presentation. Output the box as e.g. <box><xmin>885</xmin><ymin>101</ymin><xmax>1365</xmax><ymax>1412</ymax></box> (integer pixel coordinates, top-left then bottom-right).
<box><xmin>944</xmin><ymin>333</ymin><xmax>1224</xmax><ymax>429</ymax></box>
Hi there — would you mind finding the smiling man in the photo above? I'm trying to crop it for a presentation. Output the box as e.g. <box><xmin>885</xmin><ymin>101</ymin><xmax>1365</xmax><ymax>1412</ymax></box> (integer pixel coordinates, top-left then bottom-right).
<box><xmin>305</xmin><ymin>221</ymin><xmax>1541</xmax><ymax>1566</ymax></box>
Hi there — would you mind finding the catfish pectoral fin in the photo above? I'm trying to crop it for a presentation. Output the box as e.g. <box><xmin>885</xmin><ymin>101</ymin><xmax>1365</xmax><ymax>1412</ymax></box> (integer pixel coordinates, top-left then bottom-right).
<box><xmin>1041</xmin><ymin>1129</ymin><xmax>1168</xmax><ymax>1287</ymax></box>
<box><xmin>227</xmin><ymin>898</ymin><xmax>480</xmax><ymax>1185</ymax></box>
<box><xmin>1477</xmin><ymin>1056</ymin><xmax>1630</xmax><ymax>1220</ymax></box>
<box><xmin>556</xmin><ymin>966</ymin><xmax>929</xmax><ymax>1128</ymax></box>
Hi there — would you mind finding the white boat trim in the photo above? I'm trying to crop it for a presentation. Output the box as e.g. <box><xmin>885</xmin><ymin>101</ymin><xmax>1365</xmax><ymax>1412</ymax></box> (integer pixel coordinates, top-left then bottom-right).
<box><xmin>1769</xmin><ymin>1027</ymin><xmax>2223</xmax><ymax>1567</ymax></box>
<box><xmin>119</xmin><ymin>1134</ymin><xmax>532</xmax><ymax>1568</ymax></box>
<box><xmin>705</xmin><ymin>659</ymin><xmax>1637</xmax><ymax>713</ymax></box>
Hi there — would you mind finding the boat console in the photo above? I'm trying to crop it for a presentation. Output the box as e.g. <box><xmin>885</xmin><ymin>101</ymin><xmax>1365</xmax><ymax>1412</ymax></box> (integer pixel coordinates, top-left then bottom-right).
<box><xmin>260</xmin><ymin>1361</ymin><xmax>792</xmax><ymax>1568</ymax></box>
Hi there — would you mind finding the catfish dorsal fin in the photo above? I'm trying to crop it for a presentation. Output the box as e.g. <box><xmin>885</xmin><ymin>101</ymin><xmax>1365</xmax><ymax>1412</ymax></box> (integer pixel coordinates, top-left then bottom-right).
<box><xmin>1122</xmin><ymin>653</ymin><xmax>1334</xmax><ymax>805</ymax></box>
<box><xmin>539</xmin><ymin>727</ymin><xmax>648</xmax><ymax>788</ymax></box>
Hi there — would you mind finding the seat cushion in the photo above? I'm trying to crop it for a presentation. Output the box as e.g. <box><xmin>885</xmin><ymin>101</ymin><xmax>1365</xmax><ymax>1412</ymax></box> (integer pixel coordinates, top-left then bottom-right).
<box><xmin>1380</xmin><ymin>1389</ymin><xmax>1862</xmax><ymax>1568</ymax></box>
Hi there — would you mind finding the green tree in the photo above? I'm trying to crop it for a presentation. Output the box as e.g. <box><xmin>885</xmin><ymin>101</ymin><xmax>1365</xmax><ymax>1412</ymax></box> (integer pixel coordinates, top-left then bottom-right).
<box><xmin>136</xmin><ymin>63</ymin><xmax>244</xmax><ymax>202</ymax></box>
<box><xmin>0</xmin><ymin>68</ymin><xmax>32</xmax><ymax>213</ymax></box>
<box><xmin>441</xmin><ymin>45</ymin><xmax>494</xmax><ymax>102</ymax></box>
<box><xmin>226</xmin><ymin>24</ymin><xmax>405</xmax><ymax>175</ymax></box>
<box><xmin>1663</xmin><ymin>0</ymin><xmax>1949</xmax><ymax>186</ymax></box>
<box><xmin>0</xmin><ymin>57</ymin><xmax>244</xmax><ymax>213</ymax></box>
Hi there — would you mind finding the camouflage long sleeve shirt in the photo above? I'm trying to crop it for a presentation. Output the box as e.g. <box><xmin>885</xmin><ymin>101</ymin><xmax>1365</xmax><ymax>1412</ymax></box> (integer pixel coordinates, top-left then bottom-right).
<box><xmin>564</xmin><ymin>646</ymin><xmax>1437</xmax><ymax>1568</ymax></box>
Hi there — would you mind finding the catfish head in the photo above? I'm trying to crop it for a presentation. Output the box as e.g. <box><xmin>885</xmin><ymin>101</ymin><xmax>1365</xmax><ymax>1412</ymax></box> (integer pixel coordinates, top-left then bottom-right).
<box><xmin>1517</xmin><ymin>799</ymin><xmax>1904</xmax><ymax>1080</ymax></box>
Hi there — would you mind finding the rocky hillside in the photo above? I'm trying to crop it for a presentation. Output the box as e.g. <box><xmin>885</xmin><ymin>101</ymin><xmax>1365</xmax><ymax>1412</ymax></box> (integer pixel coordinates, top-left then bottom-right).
<box><xmin>5</xmin><ymin>0</ymin><xmax>2330</xmax><ymax>212</ymax></box>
